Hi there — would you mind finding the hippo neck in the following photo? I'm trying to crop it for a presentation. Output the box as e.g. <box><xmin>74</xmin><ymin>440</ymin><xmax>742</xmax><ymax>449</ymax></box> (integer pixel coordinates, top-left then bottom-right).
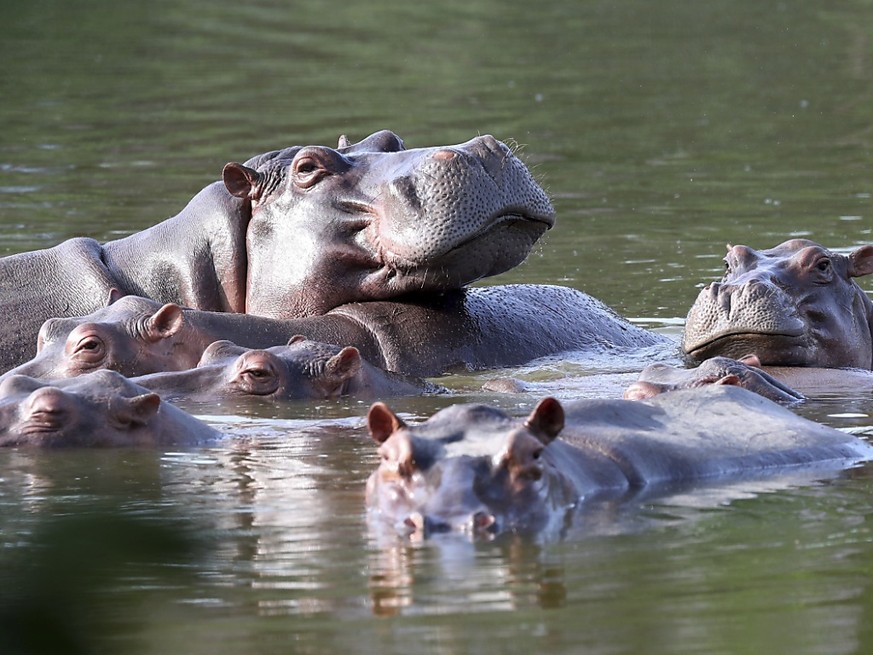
<box><xmin>101</xmin><ymin>182</ymin><xmax>250</xmax><ymax>313</ymax></box>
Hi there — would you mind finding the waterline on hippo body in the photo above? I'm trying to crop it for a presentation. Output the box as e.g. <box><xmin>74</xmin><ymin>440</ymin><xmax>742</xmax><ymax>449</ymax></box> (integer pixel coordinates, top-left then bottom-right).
<box><xmin>365</xmin><ymin>386</ymin><xmax>873</xmax><ymax>539</ymax></box>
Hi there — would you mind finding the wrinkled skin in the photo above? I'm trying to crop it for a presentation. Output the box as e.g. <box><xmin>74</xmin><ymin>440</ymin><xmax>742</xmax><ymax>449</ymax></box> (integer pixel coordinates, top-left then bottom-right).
<box><xmin>230</xmin><ymin>130</ymin><xmax>555</xmax><ymax>317</ymax></box>
<box><xmin>0</xmin><ymin>131</ymin><xmax>554</xmax><ymax>370</ymax></box>
<box><xmin>682</xmin><ymin>239</ymin><xmax>873</xmax><ymax>368</ymax></box>
<box><xmin>7</xmin><ymin>286</ymin><xmax>668</xmax><ymax>379</ymax></box>
<box><xmin>366</xmin><ymin>386</ymin><xmax>873</xmax><ymax>538</ymax></box>
<box><xmin>134</xmin><ymin>338</ymin><xmax>441</xmax><ymax>403</ymax></box>
<box><xmin>625</xmin><ymin>355</ymin><xmax>804</xmax><ymax>403</ymax></box>
<box><xmin>0</xmin><ymin>370</ymin><xmax>218</xmax><ymax>447</ymax></box>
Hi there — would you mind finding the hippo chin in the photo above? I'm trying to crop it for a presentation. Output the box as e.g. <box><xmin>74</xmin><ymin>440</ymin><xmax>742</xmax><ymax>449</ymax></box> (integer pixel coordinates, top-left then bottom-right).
<box><xmin>0</xmin><ymin>131</ymin><xmax>553</xmax><ymax>370</ymax></box>
<box><xmin>133</xmin><ymin>337</ymin><xmax>441</xmax><ymax>403</ymax></box>
<box><xmin>0</xmin><ymin>370</ymin><xmax>218</xmax><ymax>448</ymax></box>
<box><xmin>682</xmin><ymin>239</ymin><xmax>873</xmax><ymax>368</ymax></box>
<box><xmin>365</xmin><ymin>386</ymin><xmax>873</xmax><ymax>538</ymax></box>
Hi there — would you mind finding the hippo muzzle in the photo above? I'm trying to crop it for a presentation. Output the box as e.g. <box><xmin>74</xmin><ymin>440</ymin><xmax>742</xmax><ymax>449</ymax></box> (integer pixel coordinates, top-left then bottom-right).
<box><xmin>682</xmin><ymin>279</ymin><xmax>807</xmax><ymax>363</ymax></box>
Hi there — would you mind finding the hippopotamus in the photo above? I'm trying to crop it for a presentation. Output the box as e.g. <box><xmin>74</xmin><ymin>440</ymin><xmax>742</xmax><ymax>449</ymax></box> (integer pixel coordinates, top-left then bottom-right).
<box><xmin>624</xmin><ymin>355</ymin><xmax>804</xmax><ymax>402</ymax></box>
<box><xmin>682</xmin><ymin>239</ymin><xmax>873</xmax><ymax>368</ymax></box>
<box><xmin>133</xmin><ymin>337</ymin><xmax>441</xmax><ymax>403</ymax></box>
<box><xmin>365</xmin><ymin>385</ymin><xmax>873</xmax><ymax>537</ymax></box>
<box><xmin>0</xmin><ymin>370</ymin><xmax>218</xmax><ymax>447</ymax></box>
<box><xmin>9</xmin><ymin>286</ymin><xmax>669</xmax><ymax>380</ymax></box>
<box><xmin>0</xmin><ymin>131</ymin><xmax>554</xmax><ymax>370</ymax></box>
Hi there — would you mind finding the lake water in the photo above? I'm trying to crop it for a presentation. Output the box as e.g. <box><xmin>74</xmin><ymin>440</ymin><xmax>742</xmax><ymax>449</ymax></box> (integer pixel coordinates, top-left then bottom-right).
<box><xmin>2</xmin><ymin>1</ymin><xmax>873</xmax><ymax>654</ymax></box>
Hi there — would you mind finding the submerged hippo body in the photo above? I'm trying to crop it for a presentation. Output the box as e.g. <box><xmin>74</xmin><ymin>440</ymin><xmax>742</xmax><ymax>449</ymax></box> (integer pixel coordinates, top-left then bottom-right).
<box><xmin>10</xmin><ymin>286</ymin><xmax>669</xmax><ymax>380</ymax></box>
<box><xmin>0</xmin><ymin>370</ymin><xmax>218</xmax><ymax>447</ymax></box>
<box><xmin>0</xmin><ymin>131</ymin><xmax>554</xmax><ymax>371</ymax></box>
<box><xmin>683</xmin><ymin>239</ymin><xmax>873</xmax><ymax>368</ymax></box>
<box><xmin>134</xmin><ymin>338</ymin><xmax>441</xmax><ymax>403</ymax></box>
<box><xmin>365</xmin><ymin>385</ymin><xmax>873</xmax><ymax>537</ymax></box>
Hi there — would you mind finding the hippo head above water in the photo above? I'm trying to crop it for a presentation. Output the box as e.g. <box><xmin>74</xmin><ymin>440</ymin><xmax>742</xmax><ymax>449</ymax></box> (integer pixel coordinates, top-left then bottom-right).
<box><xmin>365</xmin><ymin>398</ymin><xmax>575</xmax><ymax>538</ymax></box>
<box><xmin>0</xmin><ymin>370</ymin><xmax>217</xmax><ymax>447</ymax></box>
<box><xmin>682</xmin><ymin>239</ymin><xmax>873</xmax><ymax>368</ymax></box>
<box><xmin>224</xmin><ymin>130</ymin><xmax>555</xmax><ymax>317</ymax></box>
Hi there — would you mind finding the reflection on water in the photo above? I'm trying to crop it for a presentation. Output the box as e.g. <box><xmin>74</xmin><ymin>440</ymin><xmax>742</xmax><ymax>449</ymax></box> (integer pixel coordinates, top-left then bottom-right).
<box><xmin>2</xmin><ymin>0</ymin><xmax>873</xmax><ymax>653</ymax></box>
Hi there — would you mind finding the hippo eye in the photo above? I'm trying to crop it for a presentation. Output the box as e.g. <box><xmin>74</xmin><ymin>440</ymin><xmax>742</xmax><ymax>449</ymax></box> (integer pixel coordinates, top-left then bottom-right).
<box><xmin>815</xmin><ymin>258</ymin><xmax>831</xmax><ymax>272</ymax></box>
<box><xmin>72</xmin><ymin>335</ymin><xmax>105</xmax><ymax>362</ymax></box>
<box><xmin>291</xmin><ymin>155</ymin><xmax>329</xmax><ymax>189</ymax></box>
<box><xmin>241</xmin><ymin>367</ymin><xmax>269</xmax><ymax>379</ymax></box>
<box><xmin>532</xmin><ymin>448</ymin><xmax>543</xmax><ymax>460</ymax></box>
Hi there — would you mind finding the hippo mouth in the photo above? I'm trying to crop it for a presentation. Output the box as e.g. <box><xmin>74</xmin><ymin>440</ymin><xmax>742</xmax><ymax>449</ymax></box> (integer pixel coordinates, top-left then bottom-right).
<box><xmin>684</xmin><ymin>329</ymin><xmax>806</xmax><ymax>363</ymax></box>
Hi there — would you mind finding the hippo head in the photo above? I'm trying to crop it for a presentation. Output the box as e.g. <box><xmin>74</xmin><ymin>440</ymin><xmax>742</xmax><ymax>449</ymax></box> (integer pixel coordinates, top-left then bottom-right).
<box><xmin>682</xmin><ymin>240</ymin><xmax>873</xmax><ymax>368</ymax></box>
<box><xmin>0</xmin><ymin>370</ymin><xmax>210</xmax><ymax>447</ymax></box>
<box><xmin>193</xmin><ymin>337</ymin><xmax>364</xmax><ymax>400</ymax></box>
<box><xmin>223</xmin><ymin>130</ymin><xmax>555</xmax><ymax>318</ymax></box>
<box><xmin>9</xmin><ymin>296</ymin><xmax>198</xmax><ymax>380</ymax></box>
<box><xmin>365</xmin><ymin>398</ymin><xmax>577</xmax><ymax>538</ymax></box>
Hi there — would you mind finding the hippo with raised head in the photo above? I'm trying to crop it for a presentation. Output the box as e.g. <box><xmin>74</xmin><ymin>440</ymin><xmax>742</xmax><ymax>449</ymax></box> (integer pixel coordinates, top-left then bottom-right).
<box><xmin>9</xmin><ymin>286</ymin><xmax>669</xmax><ymax>380</ymax></box>
<box><xmin>0</xmin><ymin>131</ymin><xmax>554</xmax><ymax>370</ymax></box>
<box><xmin>0</xmin><ymin>370</ymin><xmax>218</xmax><ymax>447</ymax></box>
<box><xmin>365</xmin><ymin>385</ymin><xmax>873</xmax><ymax>538</ymax></box>
<box><xmin>682</xmin><ymin>239</ymin><xmax>873</xmax><ymax>368</ymax></box>
<box><xmin>133</xmin><ymin>337</ymin><xmax>441</xmax><ymax>403</ymax></box>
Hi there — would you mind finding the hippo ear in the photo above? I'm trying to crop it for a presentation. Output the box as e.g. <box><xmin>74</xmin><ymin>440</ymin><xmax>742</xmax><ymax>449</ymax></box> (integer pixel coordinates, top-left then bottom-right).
<box><xmin>106</xmin><ymin>288</ymin><xmax>124</xmax><ymax>306</ymax></box>
<box><xmin>288</xmin><ymin>334</ymin><xmax>307</xmax><ymax>345</ymax></box>
<box><xmin>113</xmin><ymin>393</ymin><xmax>161</xmax><ymax>428</ymax></box>
<box><xmin>368</xmin><ymin>401</ymin><xmax>407</xmax><ymax>444</ymax></box>
<box><xmin>524</xmin><ymin>397</ymin><xmax>564</xmax><ymax>444</ymax></box>
<box><xmin>848</xmin><ymin>245</ymin><xmax>873</xmax><ymax>278</ymax></box>
<box><xmin>337</xmin><ymin>134</ymin><xmax>351</xmax><ymax>149</ymax></box>
<box><xmin>223</xmin><ymin>163</ymin><xmax>263</xmax><ymax>200</ymax></box>
<box><xmin>146</xmin><ymin>304</ymin><xmax>184</xmax><ymax>342</ymax></box>
<box><xmin>319</xmin><ymin>347</ymin><xmax>362</xmax><ymax>397</ymax></box>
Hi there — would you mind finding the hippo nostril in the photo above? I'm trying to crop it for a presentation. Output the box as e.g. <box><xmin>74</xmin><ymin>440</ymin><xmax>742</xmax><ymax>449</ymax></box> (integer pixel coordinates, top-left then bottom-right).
<box><xmin>25</xmin><ymin>388</ymin><xmax>70</xmax><ymax>428</ymax></box>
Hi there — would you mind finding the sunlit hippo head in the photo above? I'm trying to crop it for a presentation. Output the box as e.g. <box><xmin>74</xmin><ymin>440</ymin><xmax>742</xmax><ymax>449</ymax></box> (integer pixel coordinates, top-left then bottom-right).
<box><xmin>223</xmin><ymin>130</ymin><xmax>555</xmax><ymax>317</ymax></box>
<box><xmin>0</xmin><ymin>370</ymin><xmax>217</xmax><ymax>447</ymax></box>
<box><xmin>682</xmin><ymin>239</ymin><xmax>873</xmax><ymax>368</ymax></box>
<box><xmin>365</xmin><ymin>398</ymin><xmax>576</xmax><ymax>538</ymax></box>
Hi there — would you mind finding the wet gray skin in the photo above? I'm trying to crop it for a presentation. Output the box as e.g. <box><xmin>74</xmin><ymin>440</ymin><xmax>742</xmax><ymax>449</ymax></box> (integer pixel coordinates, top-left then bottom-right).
<box><xmin>0</xmin><ymin>370</ymin><xmax>218</xmax><ymax>447</ymax></box>
<box><xmin>365</xmin><ymin>386</ymin><xmax>873</xmax><ymax>539</ymax></box>
<box><xmin>682</xmin><ymin>239</ymin><xmax>873</xmax><ymax>368</ymax></box>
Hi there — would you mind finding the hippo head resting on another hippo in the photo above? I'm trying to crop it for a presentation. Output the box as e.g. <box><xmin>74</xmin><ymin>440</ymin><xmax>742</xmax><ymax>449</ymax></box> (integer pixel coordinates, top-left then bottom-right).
<box><xmin>226</xmin><ymin>130</ymin><xmax>555</xmax><ymax>317</ymax></box>
<box><xmin>134</xmin><ymin>337</ymin><xmax>439</xmax><ymax>403</ymax></box>
<box><xmin>682</xmin><ymin>239</ymin><xmax>873</xmax><ymax>368</ymax></box>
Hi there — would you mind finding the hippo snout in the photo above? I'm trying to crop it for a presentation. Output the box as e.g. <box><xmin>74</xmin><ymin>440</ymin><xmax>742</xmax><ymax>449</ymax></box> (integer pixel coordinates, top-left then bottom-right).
<box><xmin>402</xmin><ymin>509</ymin><xmax>498</xmax><ymax>538</ymax></box>
<box><xmin>683</xmin><ymin>278</ymin><xmax>806</xmax><ymax>362</ymax></box>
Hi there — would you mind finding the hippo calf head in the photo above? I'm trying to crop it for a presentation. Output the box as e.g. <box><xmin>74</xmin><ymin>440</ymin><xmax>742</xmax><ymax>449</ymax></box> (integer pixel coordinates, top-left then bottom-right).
<box><xmin>682</xmin><ymin>239</ymin><xmax>873</xmax><ymax>368</ymax></box>
<box><xmin>365</xmin><ymin>398</ymin><xmax>577</xmax><ymax>538</ymax></box>
<box><xmin>181</xmin><ymin>337</ymin><xmax>366</xmax><ymax>401</ymax></box>
<box><xmin>224</xmin><ymin>130</ymin><xmax>555</xmax><ymax>317</ymax></box>
<box><xmin>8</xmin><ymin>296</ymin><xmax>199</xmax><ymax>381</ymax></box>
<box><xmin>0</xmin><ymin>370</ymin><xmax>216</xmax><ymax>447</ymax></box>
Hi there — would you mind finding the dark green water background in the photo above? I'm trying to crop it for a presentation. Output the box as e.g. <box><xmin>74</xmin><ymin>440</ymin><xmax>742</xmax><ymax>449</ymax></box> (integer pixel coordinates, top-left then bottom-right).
<box><xmin>2</xmin><ymin>2</ymin><xmax>873</xmax><ymax>654</ymax></box>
